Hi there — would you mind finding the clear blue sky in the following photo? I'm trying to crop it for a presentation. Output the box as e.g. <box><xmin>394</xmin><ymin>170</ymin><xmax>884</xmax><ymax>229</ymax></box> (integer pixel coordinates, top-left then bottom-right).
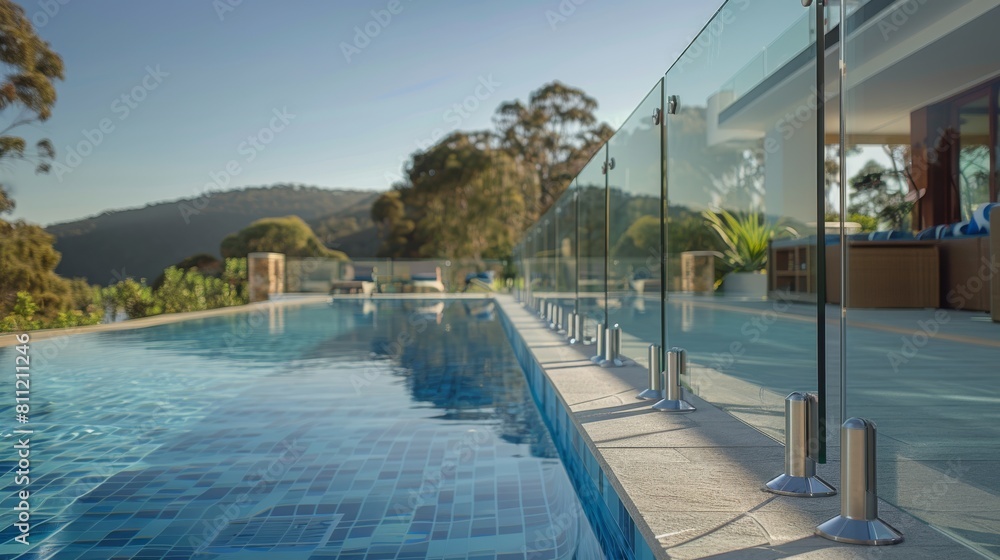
<box><xmin>6</xmin><ymin>0</ymin><xmax>723</xmax><ymax>226</ymax></box>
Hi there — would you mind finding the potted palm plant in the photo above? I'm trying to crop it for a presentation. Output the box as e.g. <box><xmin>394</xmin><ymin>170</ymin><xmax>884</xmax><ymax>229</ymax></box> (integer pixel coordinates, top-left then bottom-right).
<box><xmin>702</xmin><ymin>209</ymin><xmax>797</xmax><ymax>297</ymax></box>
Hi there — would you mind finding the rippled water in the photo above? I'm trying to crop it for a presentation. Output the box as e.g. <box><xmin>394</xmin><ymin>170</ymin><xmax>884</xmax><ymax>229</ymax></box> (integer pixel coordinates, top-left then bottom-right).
<box><xmin>0</xmin><ymin>299</ymin><xmax>604</xmax><ymax>559</ymax></box>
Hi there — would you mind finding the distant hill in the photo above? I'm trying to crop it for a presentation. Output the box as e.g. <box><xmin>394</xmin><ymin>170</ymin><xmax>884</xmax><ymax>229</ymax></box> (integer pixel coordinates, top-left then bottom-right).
<box><xmin>47</xmin><ymin>185</ymin><xmax>381</xmax><ymax>285</ymax></box>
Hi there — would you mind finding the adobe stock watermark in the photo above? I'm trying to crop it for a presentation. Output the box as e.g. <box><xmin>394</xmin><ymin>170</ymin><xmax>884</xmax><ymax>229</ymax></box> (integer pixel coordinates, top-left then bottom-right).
<box><xmin>671</xmin><ymin>0</ymin><xmax>752</xmax><ymax>74</ymax></box>
<box><xmin>189</xmin><ymin>439</ymin><xmax>306</xmax><ymax>554</ymax></box>
<box><xmin>528</xmin><ymin>509</ymin><xmax>585</xmax><ymax>559</ymax></box>
<box><xmin>213</xmin><ymin>0</ymin><xmax>244</xmax><ymax>21</ymax></box>
<box><xmin>30</xmin><ymin>0</ymin><xmax>71</xmax><ymax>28</ymax></box>
<box><xmin>909</xmin><ymin>459</ymin><xmax>970</xmax><ymax>511</ymax></box>
<box><xmin>387</xmin><ymin>429</ymin><xmax>492</xmax><ymax>519</ymax></box>
<box><xmin>545</xmin><ymin>0</ymin><xmax>587</xmax><ymax>30</ymax></box>
<box><xmin>340</xmin><ymin>0</ymin><xmax>410</xmax><ymax>64</ymax></box>
<box><xmin>31</xmin><ymin>362</ymin><xmax>212</xmax><ymax>517</ymax></box>
<box><xmin>383</xmin><ymin>74</ymin><xmax>501</xmax><ymax>186</ymax></box>
<box><xmin>764</xmin><ymin>83</ymin><xmax>835</xmax><ymax>154</ymax></box>
<box><xmin>350</xmin><ymin>305</ymin><xmax>432</xmax><ymax>393</ymax></box>
<box><xmin>408</xmin><ymin>74</ymin><xmax>502</xmax><ymax>153</ymax></box>
<box><xmin>179</xmin><ymin>107</ymin><xmax>295</xmax><ymax>223</ymax></box>
<box><xmin>878</xmin><ymin>0</ymin><xmax>928</xmax><ymax>41</ymax></box>
<box><xmin>707</xmin><ymin>288</ymin><xmax>794</xmax><ymax>372</ymax></box>
<box><xmin>219</xmin><ymin>295</ymin><xmax>297</xmax><ymax>352</ymax></box>
<box><xmin>887</xmin><ymin>256</ymin><xmax>998</xmax><ymax>372</ymax></box>
<box><xmin>52</xmin><ymin>65</ymin><xmax>169</xmax><ymax>182</ymax></box>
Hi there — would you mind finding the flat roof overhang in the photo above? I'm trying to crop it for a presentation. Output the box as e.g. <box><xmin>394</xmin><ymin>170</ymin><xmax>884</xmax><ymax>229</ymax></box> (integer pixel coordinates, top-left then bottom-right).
<box><xmin>713</xmin><ymin>0</ymin><xmax>1000</xmax><ymax>144</ymax></box>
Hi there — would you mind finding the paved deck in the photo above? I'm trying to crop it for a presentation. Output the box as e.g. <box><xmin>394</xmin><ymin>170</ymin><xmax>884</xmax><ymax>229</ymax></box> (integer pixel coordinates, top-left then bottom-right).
<box><xmin>498</xmin><ymin>295</ymin><xmax>982</xmax><ymax>559</ymax></box>
<box><xmin>533</xmin><ymin>290</ymin><xmax>1000</xmax><ymax>556</ymax></box>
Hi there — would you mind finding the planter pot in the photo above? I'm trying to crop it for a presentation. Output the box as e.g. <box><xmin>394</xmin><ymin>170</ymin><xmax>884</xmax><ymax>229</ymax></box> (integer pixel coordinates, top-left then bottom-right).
<box><xmin>722</xmin><ymin>271</ymin><xmax>767</xmax><ymax>298</ymax></box>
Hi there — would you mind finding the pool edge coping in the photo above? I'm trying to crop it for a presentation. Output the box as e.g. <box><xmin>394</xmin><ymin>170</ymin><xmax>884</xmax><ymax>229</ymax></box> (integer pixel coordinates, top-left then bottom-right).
<box><xmin>495</xmin><ymin>296</ymin><xmax>664</xmax><ymax>560</ymax></box>
<box><xmin>493</xmin><ymin>294</ymin><xmax>981</xmax><ymax>560</ymax></box>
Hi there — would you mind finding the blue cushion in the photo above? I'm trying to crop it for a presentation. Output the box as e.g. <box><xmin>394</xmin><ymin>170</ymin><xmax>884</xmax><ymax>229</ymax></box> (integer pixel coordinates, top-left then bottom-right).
<box><xmin>916</xmin><ymin>226</ymin><xmax>938</xmax><ymax>240</ymax></box>
<box><xmin>867</xmin><ymin>230</ymin><xmax>913</xmax><ymax>241</ymax></box>
<box><xmin>968</xmin><ymin>202</ymin><xmax>997</xmax><ymax>235</ymax></box>
<box><xmin>465</xmin><ymin>271</ymin><xmax>494</xmax><ymax>283</ymax></box>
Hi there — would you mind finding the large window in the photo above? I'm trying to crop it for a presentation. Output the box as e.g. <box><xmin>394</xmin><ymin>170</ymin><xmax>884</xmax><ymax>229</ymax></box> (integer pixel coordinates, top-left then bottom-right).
<box><xmin>954</xmin><ymin>86</ymin><xmax>995</xmax><ymax>221</ymax></box>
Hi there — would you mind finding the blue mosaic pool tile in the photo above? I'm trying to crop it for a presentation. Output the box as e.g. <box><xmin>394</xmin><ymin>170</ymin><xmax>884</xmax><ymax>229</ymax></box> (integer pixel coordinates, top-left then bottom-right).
<box><xmin>1</xmin><ymin>300</ymin><xmax>607</xmax><ymax>559</ymax></box>
<box><xmin>499</xmin><ymin>305</ymin><xmax>657</xmax><ymax>560</ymax></box>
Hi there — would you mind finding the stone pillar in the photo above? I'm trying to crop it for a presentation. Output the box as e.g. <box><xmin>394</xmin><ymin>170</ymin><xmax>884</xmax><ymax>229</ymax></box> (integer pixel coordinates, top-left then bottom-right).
<box><xmin>248</xmin><ymin>252</ymin><xmax>285</xmax><ymax>303</ymax></box>
<box><xmin>680</xmin><ymin>251</ymin><xmax>716</xmax><ymax>293</ymax></box>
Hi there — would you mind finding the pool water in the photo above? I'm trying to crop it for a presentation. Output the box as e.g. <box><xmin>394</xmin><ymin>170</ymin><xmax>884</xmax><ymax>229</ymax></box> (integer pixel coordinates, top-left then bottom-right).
<box><xmin>0</xmin><ymin>299</ymin><xmax>605</xmax><ymax>559</ymax></box>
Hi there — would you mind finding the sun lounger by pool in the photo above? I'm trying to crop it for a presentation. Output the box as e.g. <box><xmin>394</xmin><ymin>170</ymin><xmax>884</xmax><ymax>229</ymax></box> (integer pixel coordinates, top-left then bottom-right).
<box><xmin>407</xmin><ymin>263</ymin><xmax>445</xmax><ymax>293</ymax></box>
<box><xmin>329</xmin><ymin>264</ymin><xmax>375</xmax><ymax>296</ymax></box>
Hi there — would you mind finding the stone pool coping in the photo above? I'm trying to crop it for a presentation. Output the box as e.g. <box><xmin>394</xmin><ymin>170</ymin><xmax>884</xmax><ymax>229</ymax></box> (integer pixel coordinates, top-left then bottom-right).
<box><xmin>495</xmin><ymin>295</ymin><xmax>979</xmax><ymax>560</ymax></box>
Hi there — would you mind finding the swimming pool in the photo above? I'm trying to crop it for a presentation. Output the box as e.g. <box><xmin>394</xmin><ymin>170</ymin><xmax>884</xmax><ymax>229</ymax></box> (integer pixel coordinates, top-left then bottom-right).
<box><xmin>0</xmin><ymin>299</ymin><xmax>606</xmax><ymax>559</ymax></box>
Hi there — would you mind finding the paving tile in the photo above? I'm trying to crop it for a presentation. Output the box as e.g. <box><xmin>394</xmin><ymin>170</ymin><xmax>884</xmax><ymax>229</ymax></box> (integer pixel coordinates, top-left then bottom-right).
<box><xmin>499</xmin><ymin>296</ymin><xmax>984</xmax><ymax>560</ymax></box>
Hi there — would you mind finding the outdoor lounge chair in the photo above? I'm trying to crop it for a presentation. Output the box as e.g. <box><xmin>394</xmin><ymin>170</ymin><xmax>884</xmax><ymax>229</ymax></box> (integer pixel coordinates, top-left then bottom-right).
<box><xmin>407</xmin><ymin>263</ymin><xmax>445</xmax><ymax>293</ymax></box>
<box><xmin>329</xmin><ymin>264</ymin><xmax>376</xmax><ymax>296</ymax></box>
<box><xmin>464</xmin><ymin>271</ymin><xmax>495</xmax><ymax>292</ymax></box>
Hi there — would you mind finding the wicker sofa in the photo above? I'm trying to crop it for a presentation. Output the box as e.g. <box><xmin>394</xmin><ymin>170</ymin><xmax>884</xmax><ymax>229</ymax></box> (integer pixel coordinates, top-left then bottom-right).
<box><xmin>770</xmin><ymin>226</ymin><xmax>995</xmax><ymax>310</ymax></box>
<box><xmin>824</xmin><ymin>240</ymin><xmax>940</xmax><ymax>308</ymax></box>
<box><xmin>936</xmin><ymin>236</ymin><xmax>991</xmax><ymax>311</ymax></box>
<box><xmin>912</xmin><ymin>202</ymin><xmax>998</xmax><ymax>312</ymax></box>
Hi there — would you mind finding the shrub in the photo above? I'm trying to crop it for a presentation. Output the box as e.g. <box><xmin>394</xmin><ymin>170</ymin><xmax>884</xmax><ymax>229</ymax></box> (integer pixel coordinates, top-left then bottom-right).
<box><xmin>703</xmin><ymin>209</ymin><xmax>797</xmax><ymax>273</ymax></box>
<box><xmin>0</xmin><ymin>292</ymin><xmax>40</xmax><ymax>331</ymax></box>
<box><xmin>155</xmin><ymin>258</ymin><xmax>248</xmax><ymax>314</ymax></box>
<box><xmin>220</xmin><ymin>216</ymin><xmax>348</xmax><ymax>260</ymax></box>
<box><xmin>102</xmin><ymin>278</ymin><xmax>159</xmax><ymax>319</ymax></box>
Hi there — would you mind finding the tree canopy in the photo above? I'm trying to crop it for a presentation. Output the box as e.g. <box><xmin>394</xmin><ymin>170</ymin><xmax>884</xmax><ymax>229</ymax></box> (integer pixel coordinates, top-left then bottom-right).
<box><xmin>0</xmin><ymin>3</ymin><xmax>68</xmax><ymax>318</ymax></box>
<box><xmin>494</xmin><ymin>81</ymin><xmax>613</xmax><ymax>215</ymax></box>
<box><xmin>372</xmin><ymin>132</ymin><xmax>537</xmax><ymax>261</ymax></box>
<box><xmin>847</xmin><ymin>147</ymin><xmax>913</xmax><ymax>231</ymax></box>
<box><xmin>0</xmin><ymin>0</ymin><xmax>65</xmax><ymax>213</ymax></box>
<box><xmin>374</xmin><ymin>81</ymin><xmax>612</xmax><ymax>262</ymax></box>
<box><xmin>0</xmin><ymin>219</ymin><xmax>70</xmax><ymax>317</ymax></box>
<box><xmin>220</xmin><ymin>215</ymin><xmax>349</xmax><ymax>260</ymax></box>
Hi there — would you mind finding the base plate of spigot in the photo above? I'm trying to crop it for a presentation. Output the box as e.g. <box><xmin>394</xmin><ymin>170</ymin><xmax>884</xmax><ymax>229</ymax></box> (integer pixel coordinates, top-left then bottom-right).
<box><xmin>764</xmin><ymin>474</ymin><xmax>836</xmax><ymax>497</ymax></box>
<box><xmin>600</xmin><ymin>358</ymin><xmax>625</xmax><ymax>368</ymax></box>
<box><xmin>636</xmin><ymin>389</ymin><xmax>662</xmax><ymax>400</ymax></box>
<box><xmin>816</xmin><ymin>516</ymin><xmax>903</xmax><ymax>545</ymax></box>
<box><xmin>651</xmin><ymin>398</ymin><xmax>696</xmax><ymax>412</ymax></box>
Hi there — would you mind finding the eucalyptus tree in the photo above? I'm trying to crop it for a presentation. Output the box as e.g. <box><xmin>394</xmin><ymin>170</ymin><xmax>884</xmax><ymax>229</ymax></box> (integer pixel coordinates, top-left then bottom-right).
<box><xmin>0</xmin><ymin>1</ymin><xmax>67</xmax><ymax>320</ymax></box>
<box><xmin>0</xmin><ymin>0</ymin><xmax>64</xmax><ymax>213</ymax></box>
<box><xmin>373</xmin><ymin>131</ymin><xmax>536</xmax><ymax>262</ymax></box>
<box><xmin>493</xmin><ymin>81</ymin><xmax>613</xmax><ymax>220</ymax></box>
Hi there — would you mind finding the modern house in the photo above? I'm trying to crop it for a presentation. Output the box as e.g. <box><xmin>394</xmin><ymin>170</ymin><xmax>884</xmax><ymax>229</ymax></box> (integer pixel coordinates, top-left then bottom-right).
<box><xmin>517</xmin><ymin>0</ymin><xmax>1000</xmax><ymax>555</ymax></box>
